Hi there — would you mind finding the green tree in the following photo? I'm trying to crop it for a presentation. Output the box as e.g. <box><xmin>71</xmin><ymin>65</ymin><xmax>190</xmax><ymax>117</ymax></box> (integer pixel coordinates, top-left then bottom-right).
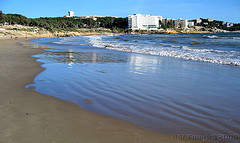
<box><xmin>178</xmin><ymin>23</ymin><xmax>182</xmax><ymax>29</ymax></box>
<box><xmin>0</xmin><ymin>10</ymin><xmax>3</xmax><ymax>21</ymax></box>
<box><xmin>167</xmin><ymin>21</ymin><xmax>174</xmax><ymax>28</ymax></box>
<box><xmin>161</xmin><ymin>23</ymin><xmax>167</xmax><ymax>30</ymax></box>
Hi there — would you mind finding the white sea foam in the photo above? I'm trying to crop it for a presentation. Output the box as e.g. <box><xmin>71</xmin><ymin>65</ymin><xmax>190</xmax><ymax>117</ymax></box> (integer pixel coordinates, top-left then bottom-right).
<box><xmin>87</xmin><ymin>35</ymin><xmax>240</xmax><ymax>66</ymax></box>
<box><xmin>86</xmin><ymin>35</ymin><xmax>106</xmax><ymax>47</ymax></box>
<box><xmin>207</xmin><ymin>35</ymin><xmax>218</xmax><ymax>39</ymax></box>
<box><xmin>233</xmin><ymin>37</ymin><xmax>240</xmax><ymax>40</ymax></box>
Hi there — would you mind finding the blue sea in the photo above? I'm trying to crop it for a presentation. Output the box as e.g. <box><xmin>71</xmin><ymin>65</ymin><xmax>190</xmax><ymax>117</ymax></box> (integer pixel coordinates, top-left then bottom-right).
<box><xmin>29</xmin><ymin>33</ymin><xmax>240</xmax><ymax>142</ymax></box>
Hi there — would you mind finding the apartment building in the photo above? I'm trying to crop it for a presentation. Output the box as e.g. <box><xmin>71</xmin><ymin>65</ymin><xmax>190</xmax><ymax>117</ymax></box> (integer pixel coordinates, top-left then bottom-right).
<box><xmin>225</xmin><ymin>22</ymin><xmax>234</xmax><ymax>27</ymax></box>
<box><xmin>162</xmin><ymin>18</ymin><xmax>188</xmax><ymax>29</ymax></box>
<box><xmin>175</xmin><ymin>18</ymin><xmax>188</xmax><ymax>29</ymax></box>
<box><xmin>128</xmin><ymin>14</ymin><xmax>192</xmax><ymax>30</ymax></box>
<box><xmin>193</xmin><ymin>19</ymin><xmax>202</xmax><ymax>24</ymax></box>
<box><xmin>128</xmin><ymin>14</ymin><xmax>162</xmax><ymax>30</ymax></box>
<box><xmin>188</xmin><ymin>21</ymin><xmax>195</xmax><ymax>27</ymax></box>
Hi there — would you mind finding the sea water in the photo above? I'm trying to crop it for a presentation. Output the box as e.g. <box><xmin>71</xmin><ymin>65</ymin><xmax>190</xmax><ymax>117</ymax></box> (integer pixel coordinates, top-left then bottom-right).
<box><xmin>30</xmin><ymin>33</ymin><xmax>240</xmax><ymax>142</ymax></box>
<box><xmin>88</xmin><ymin>33</ymin><xmax>240</xmax><ymax>66</ymax></box>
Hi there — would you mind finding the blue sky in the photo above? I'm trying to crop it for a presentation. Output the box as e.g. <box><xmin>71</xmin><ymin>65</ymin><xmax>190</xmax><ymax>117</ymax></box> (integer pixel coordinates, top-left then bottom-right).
<box><xmin>0</xmin><ymin>0</ymin><xmax>240</xmax><ymax>23</ymax></box>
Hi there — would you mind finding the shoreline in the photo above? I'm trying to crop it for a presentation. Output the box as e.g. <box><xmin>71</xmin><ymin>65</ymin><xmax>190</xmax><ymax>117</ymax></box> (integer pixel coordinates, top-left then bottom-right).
<box><xmin>1</xmin><ymin>30</ymin><xmax>239</xmax><ymax>40</ymax></box>
<box><xmin>1</xmin><ymin>25</ymin><xmax>240</xmax><ymax>39</ymax></box>
<box><xmin>0</xmin><ymin>39</ymin><xmax>208</xmax><ymax>143</ymax></box>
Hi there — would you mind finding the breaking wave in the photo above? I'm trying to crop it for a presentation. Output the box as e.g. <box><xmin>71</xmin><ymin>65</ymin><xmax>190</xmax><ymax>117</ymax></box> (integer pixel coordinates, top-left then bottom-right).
<box><xmin>86</xmin><ymin>34</ymin><xmax>240</xmax><ymax>66</ymax></box>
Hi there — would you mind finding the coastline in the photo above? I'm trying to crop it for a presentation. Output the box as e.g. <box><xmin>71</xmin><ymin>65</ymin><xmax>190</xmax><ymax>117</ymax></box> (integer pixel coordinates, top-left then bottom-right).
<box><xmin>1</xmin><ymin>30</ymin><xmax>239</xmax><ymax>40</ymax></box>
<box><xmin>0</xmin><ymin>39</ymin><xmax>208</xmax><ymax>143</ymax></box>
<box><xmin>1</xmin><ymin>25</ymin><xmax>240</xmax><ymax>40</ymax></box>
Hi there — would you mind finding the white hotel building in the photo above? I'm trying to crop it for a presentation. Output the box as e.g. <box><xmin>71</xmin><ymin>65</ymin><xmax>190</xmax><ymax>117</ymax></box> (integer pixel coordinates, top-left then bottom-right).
<box><xmin>128</xmin><ymin>14</ymin><xmax>192</xmax><ymax>30</ymax></box>
<box><xmin>128</xmin><ymin>14</ymin><xmax>162</xmax><ymax>30</ymax></box>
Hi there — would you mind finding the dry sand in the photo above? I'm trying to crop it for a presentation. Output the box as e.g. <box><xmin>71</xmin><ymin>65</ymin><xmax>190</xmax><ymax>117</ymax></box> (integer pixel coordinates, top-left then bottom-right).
<box><xmin>0</xmin><ymin>39</ymin><xmax>207</xmax><ymax>143</ymax></box>
<box><xmin>0</xmin><ymin>25</ymin><xmax>121</xmax><ymax>38</ymax></box>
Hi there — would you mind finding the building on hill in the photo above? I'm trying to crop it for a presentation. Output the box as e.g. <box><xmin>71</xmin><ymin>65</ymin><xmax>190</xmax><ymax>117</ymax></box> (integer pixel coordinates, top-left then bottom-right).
<box><xmin>128</xmin><ymin>14</ymin><xmax>194</xmax><ymax>30</ymax></box>
<box><xmin>225</xmin><ymin>22</ymin><xmax>234</xmax><ymax>27</ymax></box>
<box><xmin>174</xmin><ymin>18</ymin><xmax>188</xmax><ymax>29</ymax></box>
<box><xmin>77</xmin><ymin>15</ymin><xmax>102</xmax><ymax>21</ymax></box>
<box><xmin>66</xmin><ymin>11</ymin><xmax>74</xmax><ymax>17</ymax></box>
<box><xmin>188</xmin><ymin>21</ymin><xmax>195</xmax><ymax>27</ymax></box>
<box><xmin>207</xmin><ymin>18</ymin><xmax>214</xmax><ymax>22</ymax></box>
<box><xmin>161</xmin><ymin>18</ymin><xmax>189</xmax><ymax>29</ymax></box>
<box><xmin>161</xmin><ymin>18</ymin><xmax>175</xmax><ymax>26</ymax></box>
<box><xmin>193</xmin><ymin>19</ymin><xmax>202</xmax><ymax>25</ymax></box>
<box><xmin>105</xmin><ymin>16</ymin><xmax>118</xmax><ymax>18</ymax></box>
<box><xmin>128</xmin><ymin>14</ymin><xmax>162</xmax><ymax>30</ymax></box>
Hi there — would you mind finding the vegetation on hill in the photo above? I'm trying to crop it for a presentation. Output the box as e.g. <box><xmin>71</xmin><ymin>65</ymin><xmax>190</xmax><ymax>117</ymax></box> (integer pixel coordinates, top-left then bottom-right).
<box><xmin>1</xmin><ymin>11</ymin><xmax>240</xmax><ymax>35</ymax></box>
<box><xmin>0</xmin><ymin>12</ymin><xmax>127</xmax><ymax>33</ymax></box>
<box><xmin>0</xmin><ymin>10</ymin><xmax>3</xmax><ymax>20</ymax></box>
<box><xmin>196</xmin><ymin>18</ymin><xmax>240</xmax><ymax>31</ymax></box>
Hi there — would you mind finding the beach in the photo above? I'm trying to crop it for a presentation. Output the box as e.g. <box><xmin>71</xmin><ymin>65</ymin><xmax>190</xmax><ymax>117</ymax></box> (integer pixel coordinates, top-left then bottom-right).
<box><xmin>0</xmin><ymin>25</ymin><xmax>121</xmax><ymax>39</ymax></box>
<box><xmin>1</xmin><ymin>1</ymin><xmax>240</xmax><ymax>142</ymax></box>
<box><xmin>0</xmin><ymin>39</ymin><xmax>207</xmax><ymax>143</ymax></box>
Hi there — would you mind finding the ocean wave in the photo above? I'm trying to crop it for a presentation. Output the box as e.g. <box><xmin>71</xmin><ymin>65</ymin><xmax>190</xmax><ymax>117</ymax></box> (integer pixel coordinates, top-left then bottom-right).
<box><xmin>52</xmin><ymin>41</ymin><xmax>62</xmax><ymax>44</ymax></box>
<box><xmin>86</xmin><ymin>35</ymin><xmax>106</xmax><ymax>48</ymax></box>
<box><xmin>86</xmin><ymin>35</ymin><xmax>240</xmax><ymax>66</ymax></box>
<box><xmin>204</xmin><ymin>35</ymin><xmax>240</xmax><ymax>40</ymax></box>
<box><xmin>233</xmin><ymin>37</ymin><xmax>240</xmax><ymax>40</ymax></box>
<box><xmin>207</xmin><ymin>35</ymin><xmax>218</xmax><ymax>39</ymax></box>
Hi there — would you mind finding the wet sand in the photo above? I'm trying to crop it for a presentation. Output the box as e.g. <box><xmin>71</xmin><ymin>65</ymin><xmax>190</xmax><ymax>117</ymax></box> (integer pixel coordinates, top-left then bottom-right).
<box><xmin>0</xmin><ymin>39</ymin><xmax>206</xmax><ymax>143</ymax></box>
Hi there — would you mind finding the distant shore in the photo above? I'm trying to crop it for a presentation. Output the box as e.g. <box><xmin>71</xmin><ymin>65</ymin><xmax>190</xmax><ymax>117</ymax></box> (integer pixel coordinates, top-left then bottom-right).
<box><xmin>1</xmin><ymin>25</ymin><xmax>239</xmax><ymax>39</ymax></box>
<box><xmin>0</xmin><ymin>25</ymin><xmax>119</xmax><ymax>39</ymax></box>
